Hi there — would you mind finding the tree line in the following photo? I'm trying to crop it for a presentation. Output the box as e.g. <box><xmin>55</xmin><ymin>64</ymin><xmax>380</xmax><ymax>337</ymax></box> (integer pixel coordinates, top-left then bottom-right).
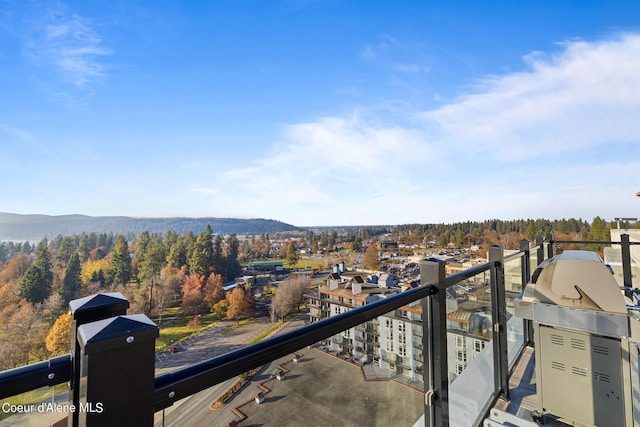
<box><xmin>0</xmin><ymin>216</ymin><xmax>630</xmax><ymax>370</ymax></box>
<box><xmin>0</xmin><ymin>225</ymin><xmax>251</xmax><ymax>370</ymax></box>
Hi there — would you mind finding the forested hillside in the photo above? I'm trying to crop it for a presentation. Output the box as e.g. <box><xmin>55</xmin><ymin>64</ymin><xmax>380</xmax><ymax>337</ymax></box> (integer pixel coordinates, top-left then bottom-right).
<box><xmin>0</xmin><ymin>212</ymin><xmax>300</xmax><ymax>240</ymax></box>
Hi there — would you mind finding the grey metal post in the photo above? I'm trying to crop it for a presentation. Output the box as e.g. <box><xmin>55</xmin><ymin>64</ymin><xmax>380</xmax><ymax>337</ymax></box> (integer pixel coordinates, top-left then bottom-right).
<box><xmin>420</xmin><ymin>259</ymin><xmax>448</xmax><ymax>427</ymax></box>
<box><xmin>69</xmin><ymin>293</ymin><xmax>129</xmax><ymax>427</ymax></box>
<box><xmin>519</xmin><ymin>240</ymin><xmax>531</xmax><ymax>290</ymax></box>
<box><xmin>77</xmin><ymin>314</ymin><xmax>159</xmax><ymax>426</ymax></box>
<box><xmin>621</xmin><ymin>234</ymin><xmax>633</xmax><ymax>287</ymax></box>
<box><xmin>519</xmin><ymin>240</ymin><xmax>534</xmax><ymax>346</ymax></box>
<box><xmin>535</xmin><ymin>236</ymin><xmax>544</xmax><ymax>266</ymax></box>
<box><xmin>546</xmin><ymin>234</ymin><xmax>554</xmax><ymax>259</ymax></box>
<box><xmin>489</xmin><ymin>246</ymin><xmax>509</xmax><ymax>399</ymax></box>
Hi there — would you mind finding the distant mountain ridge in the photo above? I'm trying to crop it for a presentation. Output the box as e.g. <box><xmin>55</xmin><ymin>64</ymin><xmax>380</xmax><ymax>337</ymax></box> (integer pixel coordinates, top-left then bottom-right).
<box><xmin>0</xmin><ymin>212</ymin><xmax>300</xmax><ymax>240</ymax></box>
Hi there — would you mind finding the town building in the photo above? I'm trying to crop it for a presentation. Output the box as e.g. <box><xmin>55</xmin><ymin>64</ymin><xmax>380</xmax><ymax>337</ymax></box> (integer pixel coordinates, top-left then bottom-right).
<box><xmin>308</xmin><ymin>263</ymin><xmax>495</xmax><ymax>384</ymax></box>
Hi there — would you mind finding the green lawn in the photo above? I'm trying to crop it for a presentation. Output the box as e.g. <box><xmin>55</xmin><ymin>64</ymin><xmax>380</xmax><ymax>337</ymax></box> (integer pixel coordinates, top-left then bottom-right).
<box><xmin>155</xmin><ymin>311</ymin><xmax>220</xmax><ymax>351</ymax></box>
<box><xmin>242</xmin><ymin>257</ymin><xmax>326</xmax><ymax>271</ymax></box>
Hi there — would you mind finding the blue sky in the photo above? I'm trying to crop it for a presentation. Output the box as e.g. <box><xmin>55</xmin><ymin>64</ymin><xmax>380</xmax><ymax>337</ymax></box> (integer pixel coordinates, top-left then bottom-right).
<box><xmin>1</xmin><ymin>1</ymin><xmax>639</xmax><ymax>226</ymax></box>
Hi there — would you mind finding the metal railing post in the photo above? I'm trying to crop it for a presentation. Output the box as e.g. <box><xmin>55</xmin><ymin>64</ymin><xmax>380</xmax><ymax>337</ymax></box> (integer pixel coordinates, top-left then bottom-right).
<box><xmin>420</xmin><ymin>259</ymin><xmax>448</xmax><ymax>427</ymax></box>
<box><xmin>519</xmin><ymin>240</ymin><xmax>534</xmax><ymax>346</ymax></box>
<box><xmin>621</xmin><ymin>234</ymin><xmax>633</xmax><ymax>287</ymax></box>
<box><xmin>69</xmin><ymin>293</ymin><xmax>129</xmax><ymax>427</ymax></box>
<box><xmin>535</xmin><ymin>236</ymin><xmax>544</xmax><ymax>266</ymax></box>
<box><xmin>546</xmin><ymin>234</ymin><xmax>554</xmax><ymax>259</ymax></box>
<box><xmin>489</xmin><ymin>246</ymin><xmax>509</xmax><ymax>399</ymax></box>
<box><xmin>77</xmin><ymin>314</ymin><xmax>158</xmax><ymax>426</ymax></box>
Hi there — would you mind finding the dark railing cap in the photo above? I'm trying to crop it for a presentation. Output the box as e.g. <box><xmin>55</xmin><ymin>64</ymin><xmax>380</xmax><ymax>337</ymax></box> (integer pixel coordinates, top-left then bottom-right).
<box><xmin>78</xmin><ymin>314</ymin><xmax>158</xmax><ymax>354</ymax></box>
<box><xmin>70</xmin><ymin>292</ymin><xmax>129</xmax><ymax>322</ymax></box>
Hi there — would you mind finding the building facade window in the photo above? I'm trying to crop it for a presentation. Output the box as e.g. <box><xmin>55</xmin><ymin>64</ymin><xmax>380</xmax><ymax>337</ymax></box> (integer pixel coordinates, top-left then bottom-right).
<box><xmin>473</xmin><ymin>339</ymin><xmax>485</xmax><ymax>353</ymax></box>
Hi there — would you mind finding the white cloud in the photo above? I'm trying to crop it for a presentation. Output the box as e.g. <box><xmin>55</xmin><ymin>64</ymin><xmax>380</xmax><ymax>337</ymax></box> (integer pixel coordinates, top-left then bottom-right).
<box><xmin>421</xmin><ymin>34</ymin><xmax>640</xmax><ymax>160</ymax></box>
<box><xmin>202</xmin><ymin>33</ymin><xmax>640</xmax><ymax>226</ymax></box>
<box><xmin>24</xmin><ymin>7</ymin><xmax>111</xmax><ymax>87</ymax></box>
<box><xmin>392</xmin><ymin>63</ymin><xmax>430</xmax><ymax>73</ymax></box>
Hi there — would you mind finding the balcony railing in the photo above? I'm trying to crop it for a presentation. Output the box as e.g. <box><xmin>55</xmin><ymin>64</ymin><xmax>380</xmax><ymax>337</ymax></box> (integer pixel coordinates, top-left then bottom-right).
<box><xmin>0</xmin><ymin>235</ymin><xmax>637</xmax><ymax>426</ymax></box>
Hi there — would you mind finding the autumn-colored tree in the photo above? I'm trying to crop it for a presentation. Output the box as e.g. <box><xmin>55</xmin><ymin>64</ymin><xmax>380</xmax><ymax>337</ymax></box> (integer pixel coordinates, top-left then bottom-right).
<box><xmin>161</xmin><ymin>266</ymin><xmax>187</xmax><ymax>298</ymax></box>
<box><xmin>153</xmin><ymin>284</ymin><xmax>172</xmax><ymax>324</ymax></box>
<box><xmin>226</xmin><ymin>286</ymin><xmax>251</xmax><ymax>322</ymax></box>
<box><xmin>181</xmin><ymin>274</ymin><xmax>207</xmax><ymax>315</ymax></box>
<box><xmin>203</xmin><ymin>273</ymin><xmax>225</xmax><ymax>309</ymax></box>
<box><xmin>363</xmin><ymin>244</ymin><xmax>379</xmax><ymax>270</ymax></box>
<box><xmin>0</xmin><ymin>302</ymin><xmax>46</xmax><ymax>368</ymax></box>
<box><xmin>42</xmin><ymin>294</ymin><xmax>65</xmax><ymax>325</ymax></box>
<box><xmin>46</xmin><ymin>312</ymin><xmax>72</xmax><ymax>356</ymax></box>
<box><xmin>0</xmin><ymin>253</ymin><xmax>30</xmax><ymax>284</ymax></box>
<box><xmin>81</xmin><ymin>258</ymin><xmax>110</xmax><ymax>290</ymax></box>
<box><xmin>211</xmin><ymin>299</ymin><xmax>228</xmax><ymax>319</ymax></box>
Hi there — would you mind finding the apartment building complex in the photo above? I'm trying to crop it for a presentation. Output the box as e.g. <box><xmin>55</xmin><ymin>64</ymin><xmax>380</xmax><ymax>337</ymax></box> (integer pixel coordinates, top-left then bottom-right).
<box><xmin>308</xmin><ymin>262</ymin><xmax>493</xmax><ymax>384</ymax></box>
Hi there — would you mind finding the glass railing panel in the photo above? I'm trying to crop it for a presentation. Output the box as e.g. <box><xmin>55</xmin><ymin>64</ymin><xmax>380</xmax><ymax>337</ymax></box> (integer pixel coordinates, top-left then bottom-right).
<box><xmin>157</xmin><ymin>304</ymin><xmax>426</xmax><ymax>427</ymax></box>
<box><xmin>602</xmin><ymin>241</ymin><xmax>640</xmax><ymax>288</ymax></box>
<box><xmin>0</xmin><ymin>384</ymin><xmax>69</xmax><ymax>426</ymax></box>
<box><xmin>631</xmin><ymin>340</ymin><xmax>640</xmax><ymax>425</ymax></box>
<box><xmin>529</xmin><ymin>250</ymin><xmax>539</xmax><ymax>273</ymax></box>
<box><xmin>446</xmin><ymin>268</ymin><xmax>494</xmax><ymax>427</ymax></box>
<box><xmin>503</xmin><ymin>256</ymin><xmax>525</xmax><ymax>371</ymax></box>
<box><xmin>504</xmin><ymin>255</ymin><xmax>523</xmax><ymax>294</ymax></box>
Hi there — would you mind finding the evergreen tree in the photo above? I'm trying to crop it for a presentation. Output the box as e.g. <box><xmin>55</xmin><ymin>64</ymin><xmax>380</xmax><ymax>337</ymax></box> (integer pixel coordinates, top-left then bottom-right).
<box><xmin>19</xmin><ymin>265</ymin><xmax>49</xmax><ymax>303</ymax></box>
<box><xmin>133</xmin><ymin>232</ymin><xmax>152</xmax><ymax>275</ymax></box>
<box><xmin>587</xmin><ymin>216</ymin><xmax>610</xmax><ymax>252</ymax></box>
<box><xmin>226</xmin><ymin>233</ymin><xmax>241</xmax><ymax>281</ymax></box>
<box><xmin>55</xmin><ymin>237</ymin><xmax>77</xmax><ymax>270</ymax></box>
<box><xmin>138</xmin><ymin>239</ymin><xmax>166</xmax><ymax>314</ymax></box>
<box><xmin>286</xmin><ymin>242</ymin><xmax>299</xmax><ymax>270</ymax></box>
<box><xmin>61</xmin><ymin>253</ymin><xmax>81</xmax><ymax>304</ymax></box>
<box><xmin>190</xmin><ymin>225</ymin><xmax>214</xmax><ymax>276</ymax></box>
<box><xmin>212</xmin><ymin>233</ymin><xmax>225</xmax><ymax>277</ymax></box>
<box><xmin>34</xmin><ymin>239</ymin><xmax>53</xmax><ymax>289</ymax></box>
<box><xmin>138</xmin><ymin>239</ymin><xmax>166</xmax><ymax>285</ymax></box>
<box><xmin>167</xmin><ymin>237</ymin><xmax>188</xmax><ymax>270</ymax></box>
<box><xmin>110</xmin><ymin>235</ymin><xmax>132</xmax><ymax>287</ymax></box>
<box><xmin>21</xmin><ymin>241</ymin><xmax>33</xmax><ymax>254</ymax></box>
<box><xmin>78</xmin><ymin>235</ymin><xmax>91</xmax><ymax>262</ymax></box>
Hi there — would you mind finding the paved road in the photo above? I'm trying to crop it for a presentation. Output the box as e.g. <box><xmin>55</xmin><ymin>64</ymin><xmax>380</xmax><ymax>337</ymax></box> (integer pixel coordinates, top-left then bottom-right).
<box><xmin>154</xmin><ymin>311</ymin><xmax>309</xmax><ymax>426</ymax></box>
<box><xmin>0</xmin><ymin>309</ymin><xmax>307</xmax><ymax>427</ymax></box>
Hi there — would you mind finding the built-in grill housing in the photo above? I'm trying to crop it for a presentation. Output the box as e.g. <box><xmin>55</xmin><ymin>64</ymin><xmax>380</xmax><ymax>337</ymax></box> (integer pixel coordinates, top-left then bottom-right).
<box><xmin>516</xmin><ymin>250</ymin><xmax>638</xmax><ymax>426</ymax></box>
